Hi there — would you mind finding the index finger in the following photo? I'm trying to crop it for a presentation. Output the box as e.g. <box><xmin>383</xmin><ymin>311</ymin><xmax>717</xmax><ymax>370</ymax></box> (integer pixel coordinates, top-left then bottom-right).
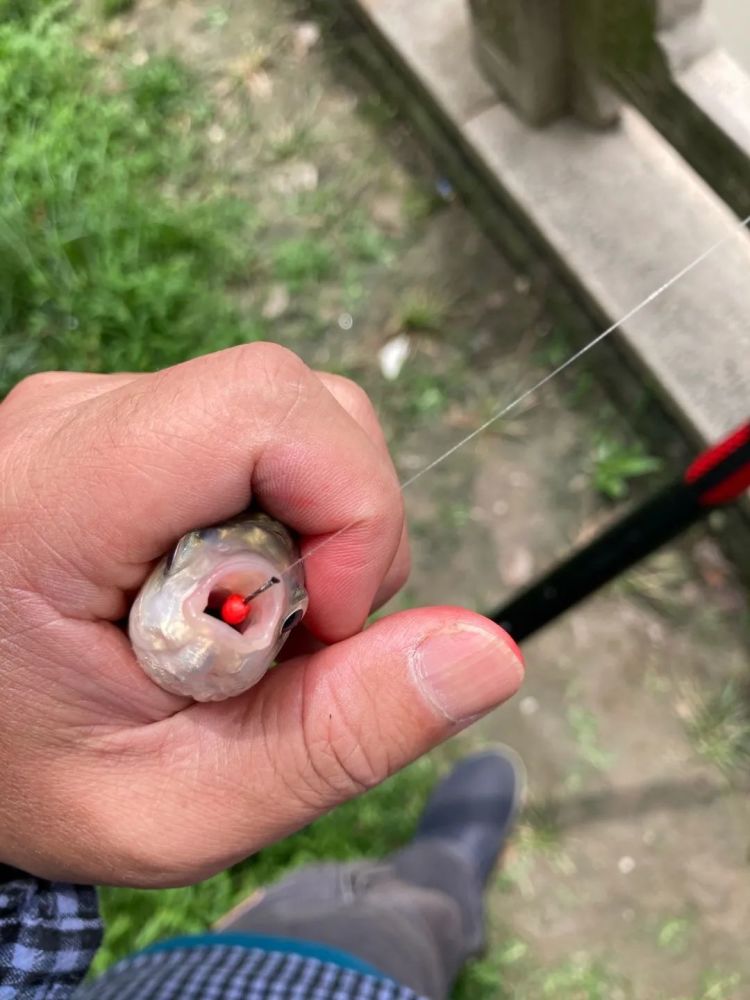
<box><xmin>12</xmin><ymin>345</ymin><xmax>404</xmax><ymax>642</ymax></box>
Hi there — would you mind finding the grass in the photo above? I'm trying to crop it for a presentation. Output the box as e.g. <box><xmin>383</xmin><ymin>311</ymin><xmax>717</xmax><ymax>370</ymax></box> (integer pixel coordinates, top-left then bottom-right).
<box><xmin>272</xmin><ymin>236</ymin><xmax>334</xmax><ymax>286</ymax></box>
<box><xmin>267</xmin><ymin>121</ymin><xmax>316</xmax><ymax>162</ymax></box>
<box><xmin>398</xmin><ymin>289</ymin><xmax>449</xmax><ymax>332</ymax></box>
<box><xmin>567</xmin><ymin>705</ymin><xmax>616</xmax><ymax>773</ymax></box>
<box><xmin>0</xmin><ymin>1</ymin><xmax>262</xmax><ymax>393</ymax></box>
<box><xmin>98</xmin><ymin>0</ymin><xmax>134</xmax><ymax>17</ymax></box>
<box><xmin>676</xmin><ymin>971</ymin><xmax>743</xmax><ymax>1000</ymax></box>
<box><xmin>537</xmin><ymin>953</ymin><xmax>628</xmax><ymax>1000</ymax></box>
<box><xmin>590</xmin><ymin>432</ymin><xmax>663</xmax><ymax>500</ymax></box>
<box><xmin>518</xmin><ymin>801</ymin><xmax>564</xmax><ymax>856</ymax></box>
<box><xmin>657</xmin><ymin>916</ymin><xmax>692</xmax><ymax>954</ymax></box>
<box><xmin>685</xmin><ymin>682</ymin><xmax>750</xmax><ymax>775</ymax></box>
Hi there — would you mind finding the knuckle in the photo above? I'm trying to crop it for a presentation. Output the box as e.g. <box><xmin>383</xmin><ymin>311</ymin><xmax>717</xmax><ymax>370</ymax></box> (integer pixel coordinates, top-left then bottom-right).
<box><xmin>390</xmin><ymin>545</ymin><xmax>412</xmax><ymax>593</ymax></box>
<box><xmin>2</xmin><ymin>372</ymin><xmax>55</xmax><ymax>412</ymax></box>
<box><xmin>229</xmin><ymin>342</ymin><xmax>314</xmax><ymax>427</ymax></box>
<box><xmin>233</xmin><ymin>341</ymin><xmax>309</xmax><ymax>386</ymax></box>
<box><xmin>359</xmin><ymin>477</ymin><xmax>405</xmax><ymax>543</ymax></box>
<box><xmin>321</xmin><ymin>373</ymin><xmax>375</xmax><ymax>419</ymax></box>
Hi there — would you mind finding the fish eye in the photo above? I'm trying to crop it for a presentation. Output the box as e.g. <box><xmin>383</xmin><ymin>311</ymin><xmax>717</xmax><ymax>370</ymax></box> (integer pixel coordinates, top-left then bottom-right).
<box><xmin>281</xmin><ymin>609</ymin><xmax>304</xmax><ymax>633</ymax></box>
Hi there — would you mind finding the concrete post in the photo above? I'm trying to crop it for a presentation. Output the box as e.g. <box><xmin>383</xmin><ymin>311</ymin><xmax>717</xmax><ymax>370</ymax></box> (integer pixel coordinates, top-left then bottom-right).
<box><xmin>467</xmin><ymin>0</ymin><xmax>750</xmax><ymax>215</ymax></box>
<box><xmin>467</xmin><ymin>0</ymin><xmax>718</xmax><ymax>129</ymax></box>
<box><xmin>466</xmin><ymin>0</ymin><xmax>619</xmax><ymax>127</ymax></box>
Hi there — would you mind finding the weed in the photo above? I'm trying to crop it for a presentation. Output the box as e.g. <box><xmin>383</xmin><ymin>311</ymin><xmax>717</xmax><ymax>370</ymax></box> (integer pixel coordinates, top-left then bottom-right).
<box><xmin>567</xmin><ymin>706</ymin><xmax>616</xmax><ymax>772</ymax></box>
<box><xmin>519</xmin><ymin>801</ymin><xmax>563</xmax><ymax>856</ymax></box>
<box><xmin>203</xmin><ymin>6</ymin><xmax>229</xmax><ymax>29</ymax></box>
<box><xmin>267</xmin><ymin>122</ymin><xmax>316</xmax><ymax>162</ymax></box>
<box><xmin>99</xmin><ymin>0</ymin><xmax>134</xmax><ymax>17</ymax></box>
<box><xmin>535</xmin><ymin>325</ymin><xmax>572</xmax><ymax>368</ymax></box>
<box><xmin>567</xmin><ymin>370</ymin><xmax>595</xmax><ymax>406</ymax></box>
<box><xmin>403</xmin><ymin>185</ymin><xmax>443</xmax><ymax>222</ymax></box>
<box><xmin>443</xmin><ymin>500</ymin><xmax>471</xmax><ymax>531</ymax></box>
<box><xmin>387</xmin><ymin>369</ymin><xmax>453</xmax><ymax>424</ymax></box>
<box><xmin>591</xmin><ymin>434</ymin><xmax>662</xmax><ymax>500</ymax></box>
<box><xmin>657</xmin><ymin>916</ymin><xmax>691</xmax><ymax>953</ymax></box>
<box><xmin>497</xmin><ymin>937</ymin><xmax>530</xmax><ymax>967</ymax></box>
<box><xmin>347</xmin><ymin>220</ymin><xmax>395</xmax><ymax>265</ymax></box>
<box><xmin>689</xmin><ymin>970</ymin><xmax>743</xmax><ymax>1000</ymax></box>
<box><xmin>538</xmin><ymin>953</ymin><xmax>627</xmax><ymax>999</ymax></box>
<box><xmin>272</xmin><ymin>237</ymin><xmax>334</xmax><ymax>286</ymax></box>
<box><xmin>124</xmin><ymin>55</ymin><xmax>195</xmax><ymax>115</ymax></box>
<box><xmin>685</xmin><ymin>682</ymin><xmax>750</xmax><ymax>775</ymax></box>
<box><xmin>398</xmin><ymin>290</ymin><xmax>448</xmax><ymax>332</ymax></box>
<box><xmin>358</xmin><ymin>92</ymin><xmax>399</xmax><ymax>127</ymax></box>
<box><xmin>454</xmin><ymin>957</ymin><xmax>509</xmax><ymax>1000</ymax></box>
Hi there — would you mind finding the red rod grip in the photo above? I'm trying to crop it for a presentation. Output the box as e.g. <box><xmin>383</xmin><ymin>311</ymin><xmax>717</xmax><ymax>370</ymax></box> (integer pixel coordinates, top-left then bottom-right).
<box><xmin>685</xmin><ymin>421</ymin><xmax>750</xmax><ymax>506</ymax></box>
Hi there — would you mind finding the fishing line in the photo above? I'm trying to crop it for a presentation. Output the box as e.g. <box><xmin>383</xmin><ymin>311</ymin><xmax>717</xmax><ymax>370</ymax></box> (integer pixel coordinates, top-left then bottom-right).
<box><xmin>280</xmin><ymin>212</ymin><xmax>750</xmax><ymax>584</ymax></box>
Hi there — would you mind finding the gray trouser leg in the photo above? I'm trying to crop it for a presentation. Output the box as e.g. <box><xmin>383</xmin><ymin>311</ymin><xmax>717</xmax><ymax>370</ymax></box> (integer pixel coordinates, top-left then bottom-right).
<box><xmin>223</xmin><ymin>841</ymin><xmax>484</xmax><ymax>1000</ymax></box>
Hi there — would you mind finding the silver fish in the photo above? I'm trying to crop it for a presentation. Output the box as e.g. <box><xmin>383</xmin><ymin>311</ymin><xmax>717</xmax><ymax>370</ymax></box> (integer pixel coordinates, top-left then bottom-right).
<box><xmin>129</xmin><ymin>512</ymin><xmax>308</xmax><ymax>702</ymax></box>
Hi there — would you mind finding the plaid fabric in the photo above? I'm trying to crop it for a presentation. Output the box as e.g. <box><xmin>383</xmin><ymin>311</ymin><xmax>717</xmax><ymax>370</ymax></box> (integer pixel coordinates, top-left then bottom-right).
<box><xmin>1</xmin><ymin>877</ymin><xmax>425</xmax><ymax>1000</ymax></box>
<box><xmin>76</xmin><ymin>945</ymin><xmax>426</xmax><ymax>1000</ymax></box>
<box><xmin>0</xmin><ymin>875</ymin><xmax>102</xmax><ymax>1000</ymax></box>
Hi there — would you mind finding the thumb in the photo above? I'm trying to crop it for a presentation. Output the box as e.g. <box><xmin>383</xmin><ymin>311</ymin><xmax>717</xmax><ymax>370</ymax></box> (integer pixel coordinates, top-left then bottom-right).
<box><xmin>109</xmin><ymin>609</ymin><xmax>525</xmax><ymax>885</ymax></box>
<box><xmin>184</xmin><ymin>609</ymin><xmax>524</xmax><ymax>862</ymax></box>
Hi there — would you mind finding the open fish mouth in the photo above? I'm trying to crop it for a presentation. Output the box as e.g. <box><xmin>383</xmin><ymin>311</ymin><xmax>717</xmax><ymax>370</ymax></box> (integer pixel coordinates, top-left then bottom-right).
<box><xmin>128</xmin><ymin>512</ymin><xmax>307</xmax><ymax>702</ymax></box>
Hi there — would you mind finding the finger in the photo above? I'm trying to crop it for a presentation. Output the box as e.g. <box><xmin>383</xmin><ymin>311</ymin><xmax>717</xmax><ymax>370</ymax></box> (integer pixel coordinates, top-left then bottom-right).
<box><xmin>9</xmin><ymin>345</ymin><xmax>403</xmax><ymax>641</ymax></box>
<box><xmin>316</xmin><ymin>372</ymin><xmax>410</xmax><ymax>609</ymax></box>
<box><xmin>371</xmin><ymin>520</ymin><xmax>410</xmax><ymax>611</ymax></box>
<box><xmin>0</xmin><ymin>371</ymin><xmax>142</xmax><ymax>434</ymax></box>
<box><xmin>117</xmin><ymin>609</ymin><xmax>523</xmax><ymax>884</ymax></box>
<box><xmin>274</xmin><ymin>623</ymin><xmax>326</xmax><ymax>662</ymax></box>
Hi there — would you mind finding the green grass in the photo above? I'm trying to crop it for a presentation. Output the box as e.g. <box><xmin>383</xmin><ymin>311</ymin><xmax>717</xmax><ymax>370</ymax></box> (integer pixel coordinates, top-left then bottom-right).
<box><xmin>398</xmin><ymin>289</ymin><xmax>449</xmax><ymax>332</ymax></box>
<box><xmin>518</xmin><ymin>801</ymin><xmax>564</xmax><ymax>856</ymax></box>
<box><xmin>537</xmin><ymin>953</ymin><xmax>627</xmax><ymax>999</ymax></box>
<box><xmin>567</xmin><ymin>705</ymin><xmax>616</xmax><ymax>773</ymax></box>
<box><xmin>98</xmin><ymin>0</ymin><xmax>134</xmax><ymax>17</ymax></box>
<box><xmin>590</xmin><ymin>433</ymin><xmax>662</xmax><ymax>500</ymax></box>
<box><xmin>673</xmin><ymin>970</ymin><xmax>744</xmax><ymax>1000</ymax></box>
<box><xmin>685</xmin><ymin>682</ymin><xmax>750</xmax><ymax>775</ymax></box>
<box><xmin>272</xmin><ymin>236</ymin><xmax>334</xmax><ymax>287</ymax></box>
<box><xmin>657</xmin><ymin>916</ymin><xmax>692</xmax><ymax>954</ymax></box>
<box><xmin>0</xmin><ymin>2</ymin><xmax>262</xmax><ymax>393</ymax></box>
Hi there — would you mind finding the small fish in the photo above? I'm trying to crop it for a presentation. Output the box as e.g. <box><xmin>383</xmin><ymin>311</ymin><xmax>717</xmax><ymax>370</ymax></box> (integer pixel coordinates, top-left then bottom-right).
<box><xmin>129</xmin><ymin>511</ymin><xmax>308</xmax><ymax>702</ymax></box>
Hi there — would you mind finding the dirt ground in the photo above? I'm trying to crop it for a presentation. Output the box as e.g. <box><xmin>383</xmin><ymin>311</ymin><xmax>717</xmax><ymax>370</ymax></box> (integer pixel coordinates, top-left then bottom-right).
<box><xmin>111</xmin><ymin>1</ymin><xmax>750</xmax><ymax>996</ymax></box>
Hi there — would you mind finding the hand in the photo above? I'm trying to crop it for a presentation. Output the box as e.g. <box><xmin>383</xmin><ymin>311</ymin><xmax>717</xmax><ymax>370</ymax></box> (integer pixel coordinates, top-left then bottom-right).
<box><xmin>0</xmin><ymin>344</ymin><xmax>524</xmax><ymax>886</ymax></box>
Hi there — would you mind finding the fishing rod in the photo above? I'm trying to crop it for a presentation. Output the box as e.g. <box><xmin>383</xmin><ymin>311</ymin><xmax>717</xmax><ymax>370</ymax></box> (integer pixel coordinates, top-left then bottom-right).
<box><xmin>491</xmin><ymin>420</ymin><xmax>750</xmax><ymax>643</ymax></box>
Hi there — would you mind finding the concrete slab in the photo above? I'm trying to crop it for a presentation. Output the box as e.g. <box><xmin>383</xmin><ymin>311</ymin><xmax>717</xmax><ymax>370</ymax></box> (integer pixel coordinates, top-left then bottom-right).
<box><xmin>464</xmin><ymin>102</ymin><xmax>750</xmax><ymax>444</ymax></box>
<box><xmin>346</xmin><ymin>0</ymin><xmax>750</xmax><ymax>456</ymax></box>
<box><xmin>678</xmin><ymin>47</ymin><xmax>750</xmax><ymax>157</ymax></box>
<box><xmin>357</xmin><ymin>0</ymin><xmax>496</xmax><ymax>124</ymax></box>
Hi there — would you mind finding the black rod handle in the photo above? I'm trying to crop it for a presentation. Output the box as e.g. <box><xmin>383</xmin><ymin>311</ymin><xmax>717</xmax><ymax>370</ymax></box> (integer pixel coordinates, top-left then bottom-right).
<box><xmin>489</xmin><ymin>421</ymin><xmax>750</xmax><ymax>643</ymax></box>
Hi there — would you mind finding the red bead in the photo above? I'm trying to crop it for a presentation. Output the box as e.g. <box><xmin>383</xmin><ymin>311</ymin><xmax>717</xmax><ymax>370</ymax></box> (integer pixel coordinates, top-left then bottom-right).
<box><xmin>221</xmin><ymin>594</ymin><xmax>250</xmax><ymax>626</ymax></box>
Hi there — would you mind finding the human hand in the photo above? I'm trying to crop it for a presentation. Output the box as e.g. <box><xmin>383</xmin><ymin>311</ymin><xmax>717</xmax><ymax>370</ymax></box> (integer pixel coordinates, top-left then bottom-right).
<box><xmin>0</xmin><ymin>344</ymin><xmax>524</xmax><ymax>886</ymax></box>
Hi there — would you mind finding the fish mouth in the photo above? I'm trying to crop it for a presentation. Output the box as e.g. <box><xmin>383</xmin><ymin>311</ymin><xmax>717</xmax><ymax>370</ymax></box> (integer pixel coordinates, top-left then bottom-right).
<box><xmin>186</xmin><ymin>557</ymin><xmax>287</xmax><ymax>643</ymax></box>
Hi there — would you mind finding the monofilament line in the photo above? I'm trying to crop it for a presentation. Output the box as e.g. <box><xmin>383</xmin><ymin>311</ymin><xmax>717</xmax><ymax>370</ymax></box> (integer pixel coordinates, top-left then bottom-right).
<box><xmin>401</xmin><ymin>213</ymin><xmax>750</xmax><ymax>489</ymax></box>
<box><xmin>282</xmin><ymin>212</ymin><xmax>750</xmax><ymax>579</ymax></box>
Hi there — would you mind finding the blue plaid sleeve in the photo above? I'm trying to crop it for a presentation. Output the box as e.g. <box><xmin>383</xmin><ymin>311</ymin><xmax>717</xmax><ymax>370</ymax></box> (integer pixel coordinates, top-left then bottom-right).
<box><xmin>0</xmin><ymin>868</ymin><xmax>101</xmax><ymax>999</ymax></box>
